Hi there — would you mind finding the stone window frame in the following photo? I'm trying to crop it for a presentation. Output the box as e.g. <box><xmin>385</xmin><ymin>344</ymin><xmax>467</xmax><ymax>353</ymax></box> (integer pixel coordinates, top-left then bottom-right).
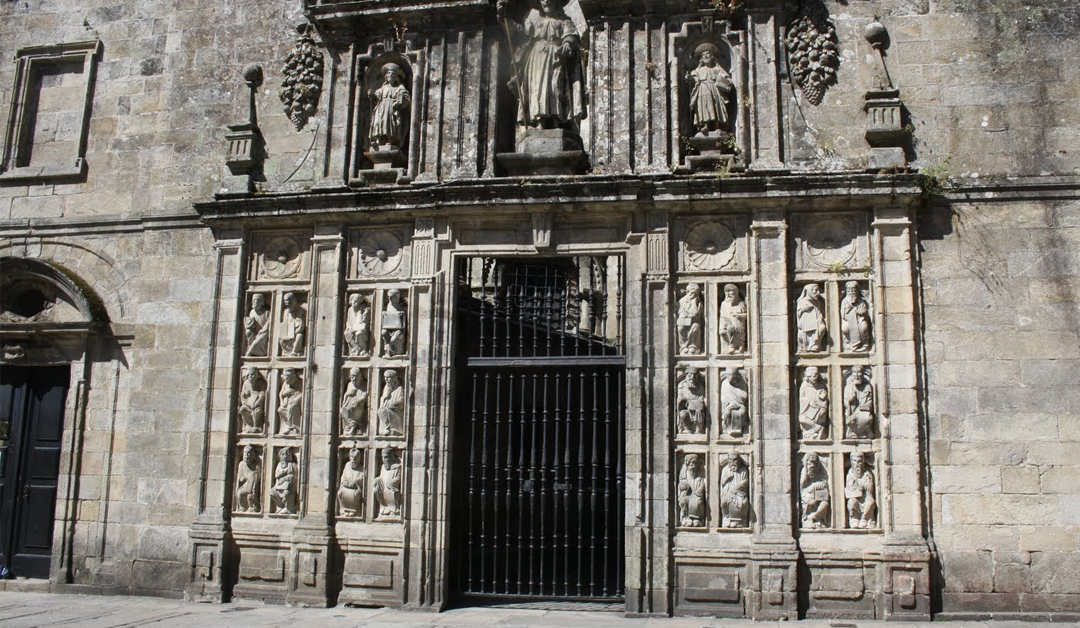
<box><xmin>0</xmin><ymin>40</ymin><xmax>101</xmax><ymax>183</ymax></box>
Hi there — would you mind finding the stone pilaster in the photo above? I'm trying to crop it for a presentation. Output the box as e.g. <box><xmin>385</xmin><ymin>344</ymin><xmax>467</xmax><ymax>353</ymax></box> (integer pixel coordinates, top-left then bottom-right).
<box><xmin>187</xmin><ymin>234</ymin><xmax>245</xmax><ymax>602</ymax></box>
<box><xmin>748</xmin><ymin>211</ymin><xmax>798</xmax><ymax>620</ymax></box>
<box><xmin>285</xmin><ymin>227</ymin><xmax>344</xmax><ymax>606</ymax></box>
<box><xmin>872</xmin><ymin>205</ymin><xmax>931</xmax><ymax>620</ymax></box>
<box><xmin>745</xmin><ymin>5</ymin><xmax>786</xmax><ymax>171</ymax></box>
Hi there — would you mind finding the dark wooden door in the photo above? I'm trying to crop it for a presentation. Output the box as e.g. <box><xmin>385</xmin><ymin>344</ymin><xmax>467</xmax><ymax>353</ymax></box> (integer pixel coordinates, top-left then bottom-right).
<box><xmin>0</xmin><ymin>366</ymin><xmax>69</xmax><ymax>579</ymax></box>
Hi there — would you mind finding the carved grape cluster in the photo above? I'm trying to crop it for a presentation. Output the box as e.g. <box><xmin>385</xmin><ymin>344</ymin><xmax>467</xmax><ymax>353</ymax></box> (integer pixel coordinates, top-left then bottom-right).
<box><xmin>785</xmin><ymin>0</ymin><xmax>839</xmax><ymax>106</ymax></box>
<box><xmin>280</xmin><ymin>24</ymin><xmax>325</xmax><ymax>131</ymax></box>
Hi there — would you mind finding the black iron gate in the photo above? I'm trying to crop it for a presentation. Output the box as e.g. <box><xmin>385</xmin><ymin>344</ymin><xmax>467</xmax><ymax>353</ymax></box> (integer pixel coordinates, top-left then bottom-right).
<box><xmin>451</xmin><ymin>256</ymin><xmax>625</xmax><ymax>602</ymax></box>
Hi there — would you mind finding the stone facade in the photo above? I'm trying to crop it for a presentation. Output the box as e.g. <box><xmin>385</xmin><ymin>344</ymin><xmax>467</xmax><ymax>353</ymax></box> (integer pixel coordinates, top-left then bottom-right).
<box><xmin>0</xmin><ymin>0</ymin><xmax>1077</xmax><ymax>620</ymax></box>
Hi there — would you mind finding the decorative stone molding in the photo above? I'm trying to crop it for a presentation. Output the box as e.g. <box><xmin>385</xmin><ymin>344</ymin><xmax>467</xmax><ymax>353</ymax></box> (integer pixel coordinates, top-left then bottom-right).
<box><xmin>280</xmin><ymin>24</ymin><xmax>325</xmax><ymax>131</ymax></box>
<box><xmin>784</xmin><ymin>0</ymin><xmax>839</xmax><ymax>106</ymax></box>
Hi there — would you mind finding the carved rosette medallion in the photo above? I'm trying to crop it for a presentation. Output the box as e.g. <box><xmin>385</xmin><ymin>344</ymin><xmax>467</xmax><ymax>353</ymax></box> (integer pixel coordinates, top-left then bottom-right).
<box><xmin>803</xmin><ymin>216</ymin><xmax>856</xmax><ymax>270</ymax></box>
<box><xmin>280</xmin><ymin>23</ymin><xmax>325</xmax><ymax>131</ymax></box>
<box><xmin>683</xmin><ymin>221</ymin><xmax>736</xmax><ymax>271</ymax></box>
<box><xmin>358</xmin><ymin>231</ymin><xmax>403</xmax><ymax>276</ymax></box>
<box><xmin>261</xmin><ymin>236</ymin><xmax>302</xmax><ymax>279</ymax></box>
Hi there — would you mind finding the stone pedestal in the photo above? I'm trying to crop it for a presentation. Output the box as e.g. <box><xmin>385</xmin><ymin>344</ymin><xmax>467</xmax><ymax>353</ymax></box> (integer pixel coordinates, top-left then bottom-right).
<box><xmin>222</xmin><ymin>122</ymin><xmax>264</xmax><ymax>194</ymax></box>
<box><xmin>684</xmin><ymin>132</ymin><xmax>740</xmax><ymax>173</ymax></box>
<box><xmin>864</xmin><ymin>88</ymin><xmax>907</xmax><ymax>171</ymax></box>
<box><xmin>497</xmin><ymin>128</ymin><xmax>589</xmax><ymax>176</ymax></box>
<box><xmin>357</xmin><ymin>145</ymin><xmax>408</xmax><ymax>185</ymax></box>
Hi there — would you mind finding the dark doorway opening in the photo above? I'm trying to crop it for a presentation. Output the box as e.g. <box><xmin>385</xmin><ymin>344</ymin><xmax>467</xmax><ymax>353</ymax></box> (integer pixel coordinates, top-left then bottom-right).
<box><xmin>449</xmin><ymin>256</ymin><xmax>625</xmax><ymax>604</ymax></box>
<box><xmin>0</xmin><ymin>365</ymin><xmax>69</xmax><ymax>579</ymax></box>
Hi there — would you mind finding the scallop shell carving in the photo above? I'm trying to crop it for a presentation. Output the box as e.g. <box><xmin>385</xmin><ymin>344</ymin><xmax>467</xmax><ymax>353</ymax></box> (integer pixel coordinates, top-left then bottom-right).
<box><xmin>358</xmin><ymin>231</ymin><xmax>403</xmax><ymax>276</ymax></box>
<box><xmin>803</xmin><ymin>217</ymin><xmax>856</xmax><ymax>269</ymax></box>
<box><xmin>684</xmin><ymin>221</ymin><xmax>736</xmax><ymax>271</ymax></box>
<box><xmin>262</xmin><ymin>236</ymin><xmax>302</xmax><ymax>279</ymax></box>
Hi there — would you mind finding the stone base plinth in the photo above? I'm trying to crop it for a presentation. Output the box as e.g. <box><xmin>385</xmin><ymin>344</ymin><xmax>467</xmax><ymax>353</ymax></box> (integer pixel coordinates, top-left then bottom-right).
<box><xmin>498</xmin><ymin>128</ymin><xmax>589</xmax><ymax>176</ymax></box>
<box><xmin>867</xmin><ymin>147</ymin><xmax>907</xmax><ymax>171</ymax></box>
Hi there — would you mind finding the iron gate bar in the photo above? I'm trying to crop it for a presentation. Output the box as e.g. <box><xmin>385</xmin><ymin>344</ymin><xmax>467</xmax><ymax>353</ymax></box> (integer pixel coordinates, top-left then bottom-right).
<box><xmin>466</xmin><ymin>356</ymin><xmax>626</xmax><ymax>367</ymax></box>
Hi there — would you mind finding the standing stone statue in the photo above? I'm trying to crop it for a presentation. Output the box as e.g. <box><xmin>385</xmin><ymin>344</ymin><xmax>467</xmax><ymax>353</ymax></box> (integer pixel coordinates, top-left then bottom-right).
<box><xmin>840</xmin><ymin>281</ymin><xmax>872</xmax><ymax>352</ymax></box>
<box><xmin>277</xmin><ymin>368</ymin><xmax>302</xmax><ymax>436</ymax></box>
<box><xmin>344</xmin><ymin>293</ymin><xmax>371</xmax><ymax>357</ymax></box>
<box><xmin>845</xmin><ymin>452</ymin><xmax>877</xmax><ymax>529</ymax></box>
<box><xmin>374</xmin><ymin>447</ymin><xmax>402</xmax><ymax>519</ymax></box>
<box><xmin>279</xmin><ymin>292</ymin><xmax>307</xmax><ymax>357</ymax></box>
<box><xmin>382</xmin><ymin>288</ymin><xmax>407</xmax><ymax>358</ymax></box>
<box><xmin>719</xmin><ymin>283</ymin><xmax>747</xmax><ymax>354</ymax></box>
<box><xmin>377</xmin><ymin>369</ymin><xmax>405</xmax><ymax>437</ymax></box>
<box><xmin>236</xmin><ymin>445</ymin><xmax>261</xmax><ymax>513</ymax></box>
<box><xmin>340</xmin><ymin>367</ymin><xmax>369</xmax><ymax>436</ymax></box>
<box><xmin>337</xmin><ymin>446</ymin><xmax>365</xmax><ymax>518</ymax></box>
<box><xmin>720</xmin><ymin>452</ymin><xmax>750</xmax><ymax>528</ymax></box>
<box><xmin>687</xmin><ymin>43</ymin><xmax>734</xmax><ymax>136</ymax></box>
<box><xmin>796</xmin><ymin>283</ymin><xmax>827</xmax><ymax>352</ymax></box>
<box><xmin>676</xmin><ymin>366</ymin><xmax>707</xmax><ymax>435</ymax></box>
<box><xmin>244</xmin><ymin>293</ymin><xmax>271</xmax><ymax>357</ymax></box>
<box><xmin>496</xmin><ymin>0</ymin><xmax>586</xmax><ymax>130</ymax></box>
<box><xmin>843</xmin><ymin>366</ymin><xmax>875</xmax><ymax>439</ymax></box>
<box><xmin>677</xmin><ymin>454</ymin><xmax>707</xmax><ymax>527</ymax></box>
<box><xmin>676</xmin><ymin>283</ymin><xmax>704</xmax><ymax>355</ymax></box>
<box><xmin>270</xmin><ymin>447</ymin><xmax>298</xmax><ymax>515</ymax></box>
<box><xmin>798</xmin><ymin>366</ymin><xmax>829</xmax><ymax>440</ymax></box>
<box><xmin>368</xmin><ymin>63</ymin><xmax>411</xmax><ymax>151</ymax></box>
<box><xmin>800</xmin><ymin>452</ymin><xmax>830</xmax><ymax>529</ymax></box>
<box><xmin>720</xmin><ymin>367</ymin><xmax>748</xmax><ymax>438</ymax></box>
<box><xmin>238</xmin><ymin>367</ymin><xmax>267</xmax><ymax>434</ymax></box>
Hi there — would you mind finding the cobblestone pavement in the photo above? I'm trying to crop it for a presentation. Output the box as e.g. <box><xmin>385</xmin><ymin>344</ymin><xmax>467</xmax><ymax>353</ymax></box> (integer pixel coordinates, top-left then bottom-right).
<box><xmin>0</xmin><ymin>591</ymin><xmax>1077</xmax><ymax>628</ymax></box>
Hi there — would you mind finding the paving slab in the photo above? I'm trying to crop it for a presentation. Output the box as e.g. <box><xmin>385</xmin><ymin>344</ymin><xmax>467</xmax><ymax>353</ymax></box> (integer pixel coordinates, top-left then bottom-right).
<box><xmin>1</xmin><ymin>592</ymin><xmax>1079</xmax><ymax>628</ymax></box>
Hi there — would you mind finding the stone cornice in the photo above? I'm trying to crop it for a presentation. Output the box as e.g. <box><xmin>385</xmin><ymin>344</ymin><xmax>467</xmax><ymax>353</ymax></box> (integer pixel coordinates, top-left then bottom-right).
<box><xmin>195</xmin><ymin>172</ymin><xmax>926</xmax><ymax>226</ymax></box>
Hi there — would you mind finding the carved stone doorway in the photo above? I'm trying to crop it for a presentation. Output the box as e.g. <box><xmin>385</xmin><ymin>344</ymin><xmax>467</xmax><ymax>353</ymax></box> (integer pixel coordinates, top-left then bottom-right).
<box><xmin>449</xmin><ymin>256</ymin><xmax>625</xmax><ymax>604</ymax></box>
<box><xmin>0</xmin><ymin>365</ymin><xmax>69</xmax><ymax>579</ymax></box>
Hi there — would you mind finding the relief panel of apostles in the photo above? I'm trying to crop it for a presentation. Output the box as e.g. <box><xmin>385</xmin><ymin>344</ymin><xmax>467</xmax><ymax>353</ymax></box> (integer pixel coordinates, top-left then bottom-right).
<box><xmin>231</xmin><ymin>233</ymin><xmax>314</xmax><ymax>520</ymax></box>
<box><xmin>672</xmin><ymin>225</ymin><xmax>753</xmax><ymax>533</ymax></box>
<box><xmin>330</xmin><ymin>227</ymin><xmax>414</xmax><ymax>524</ymax></box>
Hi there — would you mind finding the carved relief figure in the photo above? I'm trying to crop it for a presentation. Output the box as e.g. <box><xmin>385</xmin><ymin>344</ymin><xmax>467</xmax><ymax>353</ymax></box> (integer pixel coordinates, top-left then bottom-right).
<box><xmin>677</xmin><ymin>454</ymin><xmax>707</xmax><ymax>527</ymax></box>
<box><xmin>238</xmin><ymin>367</ymin><xmax>267</xmax><ymax>434</ymax></box>
<box><xmin>676</xmin><ymin>283</ymin><xmax>703</xmax><ymax>355</ymax></box>
<box><xmin>344</xmin><ymin>293</ymin><xmax>371</xmax><ymax>357</ymax></box>
<box><xmin>243</xmin><ymin>293</ymin><xmax>271</xmax><ymax>357</ymax></box>
<box><xmin>720</xmin><ymin>452</ymin><xmax>750</xmax><ymax>528</ymax></box>
<box><xmin>676</xmin><ymin>366</ymin><xmax>707</xmax><ymax>435</ymax></box>
<box><xmin>382</xmin><ymin>288</ymin><xmax>407</xmax><ymax>357</ymax></box>
<box><xmin>236</xmin><ymin>445</ymin><xmax>261</xmax><ymax>513</ymax></box>
<box><xmin>279</xmin><ymin>292</ymin><xmax>307</xmax><ymax>357</ymax></box>
<box><xmin>270</xmin><ymin>447</ymin><xmax>298</xmax><ymax>515</ymax></box>
<box><xmin>377</xmin><ymin>369</ymin><xmax>405</xmax><ymax>437</ymax></box>
<box><xmin>374</xmin><ymin>447</ymin><xmax>403</xmax><ymax>519</ymax></box>
<box><xmin>798</xmin><ymin>366</ymin><xmax>829</xmax><ymax>440</ymax></box>
<box><xmin>337</xmin><ymin>446</ymin><xmax>365</xmax><ymax>518</ymax></box>
<box><xmin>796</xmin><ymin>283</ymin><xmax>827</xmax><ymax>352</ymax></box>
<box><xmin>840</xmin><ymin>281</ymin><xmax>872</xmax><ymax>352</ymax></box>
<box><xmin>368</xmin><ymin>63</ymin><xmax>411</xmax><ymax>150</ymax></box>
<box><xmin>496</xmin><ymin>0</ymin><xmax>586</xmax><ymax>130</ymax></box>
<box><xmin>845</xmin><ymin>452</ymin><xmax>877</xmax><ymax>529</ymax></box>
<box><xmin>843</xmin><ymin>366</ymin><xmax>875</xmax><ymax>439</ymax></box>
<box><xmin>340</xmin><ymin>367</ymin><xmax>369</xmax><ymax>436</ymax></box>
<box><xmin>720</xmin><ymin>367</ymin><xmax>748</xmax><ymax>438</ymax></box>
<box><xmin>800</xmin><ymin>452</ymin><xmax>830</xmax><ymax>529</ymax></box>
<box><xmin>687</xmin><ymin>43</ymin><xmax>734</xmax><ymax>136</ymax></box>
<box><xmin>719</xmin><ymin>283</ymin><xmax>747</xmax><ymax>354</ymax></box>
<box><xmin>277</xmin><ymin>368</ymin><xmax>302</xmax><ymax>436</ymax></box>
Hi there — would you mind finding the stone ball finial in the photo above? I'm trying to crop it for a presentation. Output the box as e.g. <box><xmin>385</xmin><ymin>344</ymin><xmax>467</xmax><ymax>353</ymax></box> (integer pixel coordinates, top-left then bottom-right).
<box><xmin>863</xmin><ymin>19</ymin><xmax>890</xmax><ymax>51</ymax></box>
<box><xmin>242</xmin><ymin>63</ymin><xmax>264</xmax><ymax>88</ymax></box>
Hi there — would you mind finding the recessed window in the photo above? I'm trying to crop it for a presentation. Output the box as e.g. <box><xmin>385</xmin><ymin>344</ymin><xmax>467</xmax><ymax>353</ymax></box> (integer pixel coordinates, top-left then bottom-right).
<box><xmin>1</xmin><ymin>40</ymin><xmax>101</xmax><ymax>183</ymax></box>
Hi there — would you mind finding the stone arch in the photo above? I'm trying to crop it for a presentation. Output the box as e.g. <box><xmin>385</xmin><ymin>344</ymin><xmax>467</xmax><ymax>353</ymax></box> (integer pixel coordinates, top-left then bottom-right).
<box><xmin>0</xmin><ymin>239</ymin><xmax>128</xmax><ymax>322</ymax></box>
<box><xmin>0</xmin><ymin>256</ymin><xmax>109</xmax><ymax>326</ymax></box>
